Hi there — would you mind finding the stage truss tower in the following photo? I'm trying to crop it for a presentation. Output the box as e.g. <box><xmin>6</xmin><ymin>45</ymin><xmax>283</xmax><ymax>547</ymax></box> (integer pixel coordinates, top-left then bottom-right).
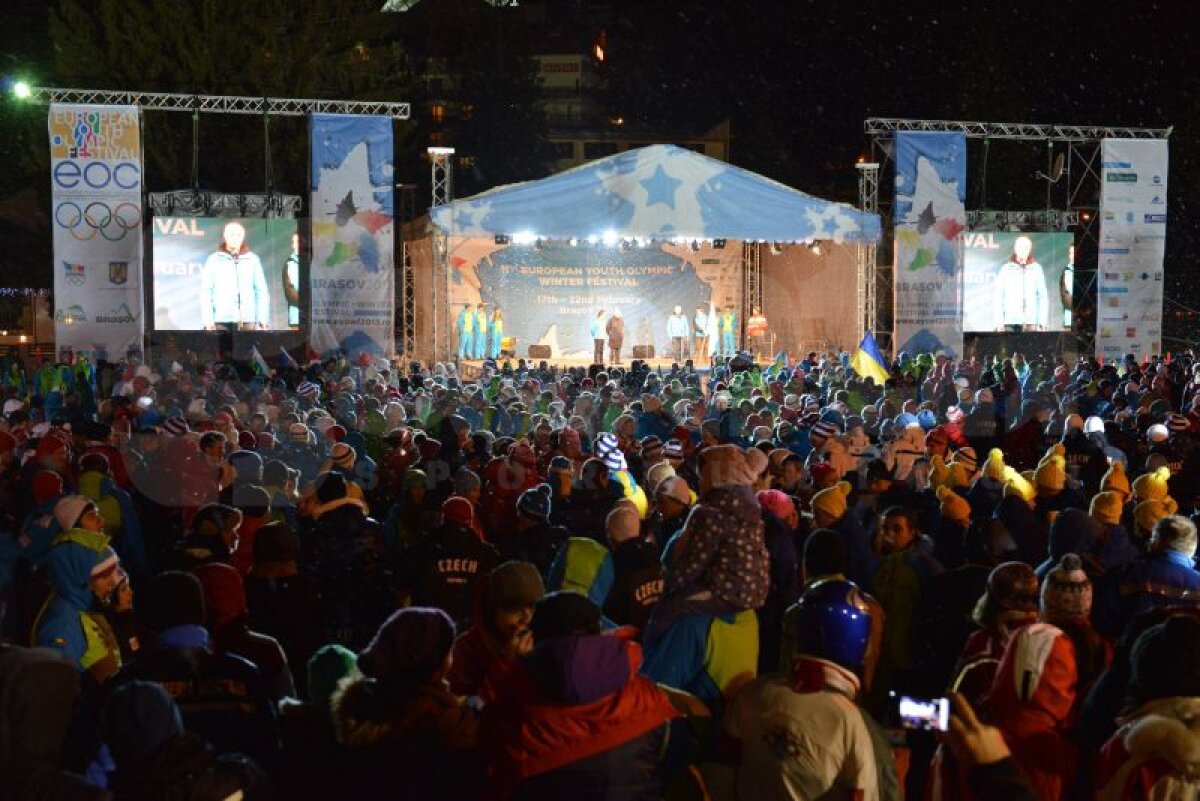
<box><xmin>428</xmin><ymin>148</ymin><xmax>456</xmax><ymax>363</ymax></box>
<box><xmin>862</xmin><ymin>118</ymin><xmax>1170</xmax><ymax>355</ymax></box>
<box><xmin>741</xmin><ymin>242</ymin><xmax>762</xmax><ymax>349</ymax></box>
<box><xmin>856</xmin><ymin>162</ymin><xmax>879</xmax><ymax>341</ymax></box>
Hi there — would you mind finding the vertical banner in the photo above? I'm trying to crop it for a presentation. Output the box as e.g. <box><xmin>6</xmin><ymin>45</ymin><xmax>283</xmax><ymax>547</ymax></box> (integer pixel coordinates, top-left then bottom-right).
<box><xmin>49</xmin><ymin>104</ymin><xmax>144</xmax><ymax>361</ymax></box>
<box><xmin>1096</xmin><ymin>139</ymin><xmax>1167</xmax><ymax>362</ymax></box>
<box><xmin>309</xmin><ymin>114</ymin><xmax>395</xmax><ymax>358</ymax></box>
<box><xmin>893</xmin><ymin>132</ymin><xmax>966</xmax><ymax>358</ymax></box>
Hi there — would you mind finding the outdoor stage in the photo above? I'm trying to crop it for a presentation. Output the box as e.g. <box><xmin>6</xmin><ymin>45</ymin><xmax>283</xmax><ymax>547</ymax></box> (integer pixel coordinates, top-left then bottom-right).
<box><xmin>455</xmin><ymin>354</ymin><xmax>732</xmax><ymax>379</ymax></box>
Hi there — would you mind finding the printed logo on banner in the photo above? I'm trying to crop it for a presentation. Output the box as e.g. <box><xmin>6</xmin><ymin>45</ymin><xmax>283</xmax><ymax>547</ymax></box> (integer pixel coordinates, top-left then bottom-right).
<box><xmin>54</xmin><ymin>200</ymin><xmax>142</xmax><ymax>241</ymax></box>
<box><xmin>108</xmin><ymin>261</ymin><xmax>128</xmax><ymax>286</ymax></box>
<box><xmin>55</xmin><ymin>305</ymin><xmax>88</xmax><ymax>323</ymax></box>
<box><xmin>95</xmin><ymin>302</ymin><xmax>138</xmax><ymax>324</ymax></box>
<box><xmin>1106</xmin><ymin>172</ymin><xmax>1137</xmax><ymax>183</ymax></box>
<box><xmin>49</xmin><ymin>108</ymin><xmax>139</xmax><ymax>161</ymax></box>
<box><xmin>63</xmin><ymin>261</ymin><xmax>86</xmax><ymax>285</ymax></box>
<box><xmin>1144</xmin><ymin>213</ymin><xmax>1167</xmax><ymax>223</ymax></box>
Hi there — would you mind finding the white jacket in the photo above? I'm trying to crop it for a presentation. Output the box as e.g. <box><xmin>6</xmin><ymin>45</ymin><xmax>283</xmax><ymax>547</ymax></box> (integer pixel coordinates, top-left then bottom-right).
<box><xmin>200</xmin><ymin>248</ymin><xmax>270</xmax><ymax>327</ymax></box>
<box><xmin>995</xmin><ymin>260</ymin><xmax>1049</xmax><ymax>328</ymax></box>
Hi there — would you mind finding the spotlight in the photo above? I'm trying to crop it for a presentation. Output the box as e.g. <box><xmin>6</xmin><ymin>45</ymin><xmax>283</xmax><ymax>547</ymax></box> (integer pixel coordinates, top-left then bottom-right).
<box><xmin>568</xmin><ymin>237</ymin><xmax>578</xmax><ymax>247</ymax></box>
<box><xmin>713</xmin><ymin>238</ymin><xmax>726</xmax><ymax>249</ymax></box>
<box><xmin>601</xmin><ymin>230</ymin><xmax>619</xmax><ymax>246</ymax></box>
<box><xmin>512</xmin><ymin>230</ymin><xmax>536</xmax><ymax>245</ymax></box>
<box><xmin>12</xmin><ymin>81</ymin><xmax>31</xmax><ymax>100</ymax></box>
<box><xmin>809</xmin><ymin>241</ymin><xmax>822</xmax><ymax>257</ymax></box>
<box><xmin>495</xmin><ymin>234</ymin><xmax>510</xmax><ymax>245</ymax></box>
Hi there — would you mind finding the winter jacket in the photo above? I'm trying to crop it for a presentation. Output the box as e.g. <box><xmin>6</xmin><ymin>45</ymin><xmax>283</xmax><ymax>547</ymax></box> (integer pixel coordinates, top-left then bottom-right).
<box><xmin>394</xmin><ymin>523</ymin><xmax>500</xmax><ymax>630</ymax></box>
<box><xmin>77</xmin><ymin>470</ymin><xmax>146</xmax><ymax>580</ymax></box>
<box><xmin>758</xmin><ymin>513</ymin><xmax>801</xmax><ymax>673</ymax></box>
<box><xmin>330</xmin><ymin>676</ymin><xmax>481</xmax><ymax>801</ymax></box>
<box><xmin>243</xmin><ymin>571</ymin><xmax>326</xmax><ymax>698</ymax></box>
<box><xmin>1094</xmin><ymin>696</ymin><xmax>1200</xmax><ymax>801</ymax></box>
<box><xmin>641</xmin><ymin>608</ymin><xmax>758</xmax><ymax>715</ymax></box>
<box><xmin>200</xmin><ymin>248</ymin><xmax>270</xmax><ymax>327</ymax></box>
<box><xmin>605</xmin><ymin>317</ymin><xmax>625</xmax><ymax>349</ymax></box>
<box><xmin>870</xmin><ymin>537</ymin><xmax>943</xmax><ymax>702</ymax></box>
<box><xmin>1060</xmin><ymin>430</ymin><xmax>1109</xmax><ymax>496</ymax></box>
<box><xmin>719</xmin><ymin>659</ymin><xmax>897</xmax><ymax>801</ymax></box>
<box><xmin>32</xmin><ymin>529</ymin><xmax>121</xmax><ymax>674</ymax></box>
<box><xmin>481</xmin><ymin>630</ymin><xmax>678</xmax><ymax>801</ymax></box>
<box><xmin>110</xmin><ymin>625</ymin><xmax>279</xmax><ymax>767</ymax></box>
<box><xmin>665</xmin><ymin>485</ymin><xmax>770</xmax><ymax>611</ymax></box>
<box><xmin>1093</xmin><ymin>550</ymin><xmax>1200</xmax><ymax>639</ymax></box>
<box><xmin>305</xmin><ymin>497</ymin><xmax>389</xmax><ymax>649</ymax></box>
<box><xmin>547</xmin><ymin>537</ymin><xmax>664</xmax><ymax>632</ymax></box>
<box><xmin>912</xmin><ymin>563</ymin><xmax>991</xmax><ymax>695</ymax></box>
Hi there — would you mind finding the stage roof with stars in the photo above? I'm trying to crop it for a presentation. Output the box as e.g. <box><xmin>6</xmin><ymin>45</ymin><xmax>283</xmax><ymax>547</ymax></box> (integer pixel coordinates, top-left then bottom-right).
<box><xmin>430</xmin><ymin>144</ymin><xmax>881</xmax><ymax>244</ymax></box>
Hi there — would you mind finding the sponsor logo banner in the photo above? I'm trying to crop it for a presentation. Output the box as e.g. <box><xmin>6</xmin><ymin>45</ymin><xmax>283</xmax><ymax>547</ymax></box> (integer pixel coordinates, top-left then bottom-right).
<box><xmin>893</xmin><ymin>132</ymin><xmax>966</xmax><ymax>358</ymax></box>
<box><xmin>309</xmin><ymin>114</ymin><xmax>394</xmax><ymax>358</ymax></box>
<box><xmin>1096</xmin><ymin>139</ymin><xmax>1167</xmax><ymax>360</ymax></box>
<box><xmin>49</xmin><ymin>104</ymin><xmax>144</xmax><ymax>360</ymax></box>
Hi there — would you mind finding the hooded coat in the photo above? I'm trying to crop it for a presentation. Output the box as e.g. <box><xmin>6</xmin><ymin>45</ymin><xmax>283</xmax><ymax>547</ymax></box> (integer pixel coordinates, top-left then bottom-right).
<box><xmin>32</xmin><ymin>529</ymin><xmax>121</xmax><ymax>674</ymax></box>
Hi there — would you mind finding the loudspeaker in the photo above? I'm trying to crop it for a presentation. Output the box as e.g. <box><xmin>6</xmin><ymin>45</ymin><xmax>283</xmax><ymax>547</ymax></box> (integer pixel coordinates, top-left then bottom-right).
<box><xmin>527</xmin><ymin>344</ymin><xmax>552</xmax><ymax>359</ymax></box>
<box><xmin>632</xmin><ymin>345</ymin><xmax>655</xmax><ymax>359</ymax></box>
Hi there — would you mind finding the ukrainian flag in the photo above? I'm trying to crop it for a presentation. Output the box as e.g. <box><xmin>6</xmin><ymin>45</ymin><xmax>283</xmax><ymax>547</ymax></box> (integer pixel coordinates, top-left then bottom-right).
<box><xmin>250</xmin><ymin>345</ymin><xmax>271</xmax><ymax>377</ymax></box>
<box><xmin>850</xmin><ymin>332</ymin><xmax>890</xmax><ymax>386</ymax></box>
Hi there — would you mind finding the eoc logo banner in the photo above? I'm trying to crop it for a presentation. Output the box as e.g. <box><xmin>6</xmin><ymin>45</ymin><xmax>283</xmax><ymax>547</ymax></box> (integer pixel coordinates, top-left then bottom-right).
<box><xmin>892</xmin><ymin>131</ymin><xmax>966</xmax><ymax>359</ymax></box>
<box><xmin>309</xmin><ymin>114</ymin><xmax>395</xmax><ymax>359</ymax></box>
<box><xmin>1096</xmin><ymin>139</ymin><xmax>1168</xmax><ymax>361</ymax></box>
<box><xmin>48</xmin><ymin>104</ymin><xmax>144</xmax><ymax>360</ymax></box>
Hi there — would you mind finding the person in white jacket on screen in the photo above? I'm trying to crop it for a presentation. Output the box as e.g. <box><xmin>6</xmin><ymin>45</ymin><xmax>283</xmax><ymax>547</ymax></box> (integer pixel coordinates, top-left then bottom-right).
<box><xmin>995</xmin><ymin>236</ymin><xmax>1049</xmax><ymax>332</ymax></box>
<box><xmin>200</xmin><ymin>221</ymin><xmax>271</xmax><ymax>330</ymax></box>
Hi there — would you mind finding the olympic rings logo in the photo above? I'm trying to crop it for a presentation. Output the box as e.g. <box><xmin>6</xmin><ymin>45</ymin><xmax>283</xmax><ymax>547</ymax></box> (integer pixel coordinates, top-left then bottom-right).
<box><xmin>55</xmin><ymin>201</ymin><xmax>142</xmax><ymax>241</ymax></box>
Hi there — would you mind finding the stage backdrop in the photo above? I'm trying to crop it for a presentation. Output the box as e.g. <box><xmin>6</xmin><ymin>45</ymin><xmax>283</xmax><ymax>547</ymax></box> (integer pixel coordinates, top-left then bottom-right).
<box><xmin>761</xmin><ymin>242</ymin><xmax>859</xmax><ymax>355</ymax></box>
<box><xmin>49</xmin><ymin>104</ymin><xmax>145</xmax><ymax>361</ymax></box>
<box><xmin>893</xmin><ymin>131</ymin><xmax>966</xmax><ymax>358</ymax></box>
<box><xmin>1096</xmin><ymin>139</ymin><xmax>1167</xmax><ymax>361</ymax></box>
<box><xmin>309</xmin><ymin>114</ymin><xmax>395</xmax><ymax>358</ymax></box>
<box><xmin>443</xmin><ymin>238</ymin><xmax>742</xmax><ymax>359</ymax></box>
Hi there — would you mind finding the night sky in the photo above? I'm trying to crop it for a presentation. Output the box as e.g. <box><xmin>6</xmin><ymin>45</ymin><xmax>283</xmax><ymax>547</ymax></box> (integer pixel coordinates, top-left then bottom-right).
<box><xmin>3</xmin><ymin>0</ymin><xmax>1198</xmax><ymax>344</ymax></box>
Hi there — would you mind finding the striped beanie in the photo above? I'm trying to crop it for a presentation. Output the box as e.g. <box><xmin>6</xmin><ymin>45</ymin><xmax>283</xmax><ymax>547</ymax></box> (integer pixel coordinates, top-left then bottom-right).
<box><xmin>163</xmin><ymin>416</ymin><xmax>189</xmax><ymax>436</ymax></box>
<box><xmin>297</xmin><ymin>380</ymin><xmax>320</xmax><ymax>399</ymax></box>
<box><xmin>329</xmin><ymin>442</ymin><xmax>356</xmax><ymax>470</ymax></box>
<box><xmin>594</xmin><ymin>433</ymin><xmax>627</xmax><ymax>471</ymax></box>
<box><xmin>810</xmin><ymin>420</ymin><xmax>839</xmax><ymax>448</ymax></box>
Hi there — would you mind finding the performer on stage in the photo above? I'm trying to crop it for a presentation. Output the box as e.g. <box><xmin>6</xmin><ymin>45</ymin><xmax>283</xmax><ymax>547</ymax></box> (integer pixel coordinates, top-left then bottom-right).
<box><xmin>667</xmin><ymin>305</ymin><xmax>690</xmax><ymax>362</ymax></box>
<box><xmin>200</xmin><ymin>221</ymin><xmax>270</xmax><ymax>331</ymax></box>
<box><xmin>591</xmin><ymin>309</ymin><xmax>606</xmax><ymax>365</ymax></box>
<box><xmin>996</xmin><ymin>235</ymin><xmax>1049</xmax><ymax>332</ymax></box>
<box><xmin>487</xmin><ymin>308</ymin><xmax>504</xmax><ymax>359</ymax></box>
<box><xmin>606</xmin><ymin>309</ymin><xmax>625</xmax><ymax>365</ymax></box>
<box><xmin>693</xmin><ymin>304</ymin><xmax>709</xmax><ymax>360</ymax></box>
<box><xmin>747</xmin><ymin>307</ymin><xmax>768</xmax><ymax>356</ymax></box>
<box><xmin>456</xmin><ymin>303</ymin><xmax>474</xmax><ymax>360</ymax></box>
<box><xmin>719</xmin><ymin>304</ymin><xmax>738</xmax><ymax>357</ymax></box>
<box><xmin>473</xmin><ymin>303</ymin><xmax>489</xmax><ymax>359</ymax></box>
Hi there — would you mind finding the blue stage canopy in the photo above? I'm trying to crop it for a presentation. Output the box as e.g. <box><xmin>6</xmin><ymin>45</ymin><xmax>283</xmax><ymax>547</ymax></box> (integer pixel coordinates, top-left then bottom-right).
<box><xmin>430</xmin><ymin>144</ymin><xmax>881</xmax><ymax>245</ymax></box>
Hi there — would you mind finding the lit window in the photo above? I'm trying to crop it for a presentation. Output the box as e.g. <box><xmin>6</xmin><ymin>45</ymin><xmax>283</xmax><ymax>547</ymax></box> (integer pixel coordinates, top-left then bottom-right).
<box><xmin>431</xmin><ymin>104</ymin><xmax>445</xmax><ymax>124</ymax></box>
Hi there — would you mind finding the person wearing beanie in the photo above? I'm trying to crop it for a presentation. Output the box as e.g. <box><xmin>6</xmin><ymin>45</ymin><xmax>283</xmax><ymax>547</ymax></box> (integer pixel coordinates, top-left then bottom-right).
<box><xmin>480</xmin><ymin>592</ymin><xmax>679</xmax><ymax>800</ymax></box>
<box><xmin>1060</xmin><ymin>409</ymin><xmax>1110</xmax><ymax>496</ymax></box>
<box><xmin>34</xmin><ymin>501</ymin><xmax>127</xmax><ymax>680</ymax></box>
<box><xmin>644</xmin><ymin>443</ymin><xmax>771</xmax><ymax>645</ymax></box>
<box><xmin>593</xmin><ymin>432</ymin><xmax>649</xmax><ymax>519</ymax></box>
<box><xmin>964</xmin><ymin>448</ymin><xmax>1007</xmax><ymax>523</ymax></box>
<box><xmin>512</xmin><ymin>483</ymin><xmax>568</xmax><ymax>576</ymax></box>
<box><xmin>547</xmin><ymin>502</ymin><xmax>665</xmax><ymax>633</ymax></box>
<box><xmin>1133</xmin><ymin>496</ymin><xmax>1180</xmax><ymax>542</ymax></box>
<box><xmin>810</xmin><ymin>479</ymin><xmax>879</xmax><ymax>590</ymax></box>
<box><xmin>1094</xmin><ymin>615</ymin><xmax>1200</xmax><ymax>799</ymax></box>
<box><xmin>111</xmin><ymin>570</ymin><xmax>280</xmax><ymax>764</ymax></box>
<box><xmin>1132</xmin><ymin>465</ymin><xmax>1172</xmax><ymax>504</ymax></box>
<box><xmin>1100</xmin><ymin>459</ymin><xmax>1132</xmax><ymax>501</ymax></box>
<box><xmin>753</xmin><ymin>489</ymin><xmax>803</xmax><ymax>673</ymax></box>
<box><xmin>193</xmin><ymin>562</ymin><xmax>296</xmax><ymax>702</ymax></box>
<box><xmin>1033</xmin><ymin>447</ymin><xmax>1088</xmax><ymax>526</ymax></box>
<box><xmin>950</xmin><ymin>561</ymin><xmax>1041</xmax><ymax>708</ymax></box>
<box><xmin>448</xmin><ymin>560</ymin><xmax>545</xmax><ymax>698</ymax></box>
<box><xmin>331</xmin><ymin>607</ymin><xmax>482</xmax><ymax>800</ymax></box>
<box><xmin>1095</xmin><ymin>516</ymin><xmax>1200</xmax><ymax>639</ymax></box>
<box><xmin>394</xmin><ymin>496</ymin><xmax>500</xmax><ymax>631</ymax></box>
<box><xmin>1088</xmin><ymin>491</ymin><xmax>1140</xmax><ymax>571</ymax></box>
<box><xmin>648</xmin><ymin>474</ymin><xmax>693</xmax><ymax>556</ymax></box>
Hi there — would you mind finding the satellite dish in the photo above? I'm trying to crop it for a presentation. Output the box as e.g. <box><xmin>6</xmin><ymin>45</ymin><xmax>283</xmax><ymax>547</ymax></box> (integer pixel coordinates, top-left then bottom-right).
<box><xmin>1050</xmin><ymin>152</ymin><xmax>1065</xmax><ymax>182</ymax></box>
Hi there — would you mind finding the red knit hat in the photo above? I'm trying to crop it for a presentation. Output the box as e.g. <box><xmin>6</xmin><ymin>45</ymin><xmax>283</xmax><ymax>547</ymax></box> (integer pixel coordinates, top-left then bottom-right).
<box><xmin>32</xmin><ymin>470</ymin><xmax>65</xmax><ymax>505</ymax></box>
<box><xmin>326</xmin><ymin>425</ymin><xmax>347</xmax><ymax>443</ymax></box>
<box><xmin>442</xmin><ymin>496</ymin><xmax>474</xmax><ymax>527</ymax></box>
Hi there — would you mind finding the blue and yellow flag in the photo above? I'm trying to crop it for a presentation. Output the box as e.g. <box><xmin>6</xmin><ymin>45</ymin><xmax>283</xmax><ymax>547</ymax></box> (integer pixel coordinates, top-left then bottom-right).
<box><xmin>850</xmin><ymin>332</ymin><xmax>890</xmax><ymax>385</ymax></box>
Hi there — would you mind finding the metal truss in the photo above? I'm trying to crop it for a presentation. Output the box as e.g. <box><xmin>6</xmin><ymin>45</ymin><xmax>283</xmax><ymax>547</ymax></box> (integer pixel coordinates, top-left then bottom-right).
<box><xmin>26</xmin><ymin>86</ymin><xmax>410</xmax><ymax>119</ymax></box>
<box><xmin>399</xmin><ymin>240</ymin><xmax>416</xmax><ymax>359</ymax></box>
<box><xmin>147</xmin><ymin>190</ymin><xmax>302</xmax><ymax>218</ymax></box>
<box><xmin>856</xmin><ymin>162</ymin><xmax>880</xmax><ymax>344</ymax></box>
<box><xmin>428</xmin><ymin>149</ymin><xmax>456</xmax><ymax>362</ymax></box>
<box><xmin>865</xmin><ymin>118</ymin><xmax>1169</xmax><ymax>141</ymax></box>
<box><xmin>966</xmin><ymin>209</ymin><xmax>1079</xmax><ymax>230</ymax></box>
<box><xmin>741</xmin><ymin>241</ymin><xmax>762</xmax><ymax>350</ymax></box>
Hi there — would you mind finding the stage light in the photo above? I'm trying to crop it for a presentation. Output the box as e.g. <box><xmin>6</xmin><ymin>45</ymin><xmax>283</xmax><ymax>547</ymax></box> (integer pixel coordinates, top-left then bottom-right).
<box><xmin>809</xmin><ymin>241</ymin><xmax>822</xmax><ymax>257</ymax></box>
<box><xmin>512</xmin><ymin>230</ymin><xmax>537</xmax><ymax>245</ymax></box>
<box><xmin>713</xmin><ymin>238</ymin><xmax>726</xmax><ymax>249</ymax></box>
<box><xmin>770</xmin><ymin>243</ymin><xmax>784</xmax><ymax>255</ymax></box>
<box><xmin>12</xmin><ymin>81</ymin><xmax>31</xmax><ymax>100</ymax></box>
<box><xmin>569</xmin><ymin>237</ymin><xmax>578</xmax><ymax>247</ymax></box>
<box><xmin>601</xmin><ymin>230</ymin><xmax>619</xmax><ymax>246</ymax></box>
<box><xmin>495</xmin><ymin>234</ymin><xmax>510</xmax><ymax>245</ymax></box>
<box><xmin>587</xmin><ymin>234</ymin><xmax>599</xmax><ymax>245</ymax></box>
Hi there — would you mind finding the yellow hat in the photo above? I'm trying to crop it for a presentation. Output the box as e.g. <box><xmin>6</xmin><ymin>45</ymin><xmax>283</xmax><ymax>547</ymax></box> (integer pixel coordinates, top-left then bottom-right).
<box><xmin>811</xmin><ymin>480</ymin><xmax>852</xmax><ymax>522</ymax></box>
<box><xmin>937</xmin><ymin>485</ymin><xmax>972</xmax><ymax>525</ymax></box>
<box><xmin>1134</xmin><ymin>497</ymin><xmax>1179</xmax><ymax>537</ymax></box>
<box><xmin>929</xmin><ymin>455</ymin><xmax>954</xmax><ymax>490</ymax></box>
<box><xmin>1003</xmin><ymin>467</ymin><xmax>1036</xmax><ymax>505</ymax></box>
<box><xmin>1101</xmin><ymin>461</ymin><xmax>1131</xmax><ymax>499</ymax></box>
<box><xmin>983</xmin><ymin>448</ymin><xmax>1007</xmax><ymax>482</ymax></box>
<box><xmin>1042</xmin><ymin>442</ymin><xmax>1066</xmax><ymax>463</ymax></box>
<box><xmin>948</xmin><ymin>461</ymin><xmax>973</xmax><ymax>489</ymax></box>
<box><xmin>1035</xmin><ymin>454</ymin><xmax>1067</xmax><ymax>492</ymax></box>
<box><xmin>1090</xmin><ymin>491</ymin><xmax>1124</xmax><ymax>527</ymax></box>
<box><xmin>1132</xmin><ymin>466</ymin><xmax>1172</xmax><ymax>503</ymax></box>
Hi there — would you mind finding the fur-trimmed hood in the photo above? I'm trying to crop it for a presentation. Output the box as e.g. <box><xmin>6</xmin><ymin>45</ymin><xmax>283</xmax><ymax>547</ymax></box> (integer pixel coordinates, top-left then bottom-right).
<box><xmin>330</xmin><ymin>676</ymin><xmax>477</xmax><ymax>753</ymax></box>
<box><xmin>1120</xmin><ymin>697</ymin><xmax>1200</xmax><ymax>778</ymax></box>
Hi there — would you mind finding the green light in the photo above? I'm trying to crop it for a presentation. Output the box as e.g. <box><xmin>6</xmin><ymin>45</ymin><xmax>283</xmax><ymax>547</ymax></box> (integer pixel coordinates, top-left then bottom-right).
<box><xmin>12</xmin><ymin>81</ymin><xmax>31</xmax><ymax>100</ymax></box>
